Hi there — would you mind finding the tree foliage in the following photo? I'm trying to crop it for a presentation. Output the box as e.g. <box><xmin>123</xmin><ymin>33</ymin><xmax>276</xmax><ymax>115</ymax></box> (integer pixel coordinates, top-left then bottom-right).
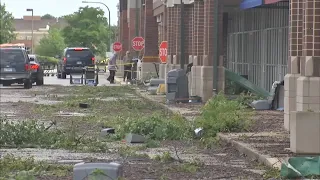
<box><xmin>36</xmin><ymin>55</ymin><xmax>59</xmax><ymax>65</ymax></box>
<box><xmin>0</xmin><ymin>3</ymin><xmax>16</xmax><ymax>44</ymax></box>
<box><xmin>41</xmin><ymin>14</ymin><xmax>55</xmax><ymax>19</ymax></box>
<box><xmin>61</xmin><ymin>6</ymin><xmax>110</xmax><ymax>57</ymax></box>
<box><xmin>35</xmin><ymin>28</ymin><xmax>65</xmax><ymax>57</ymax></box>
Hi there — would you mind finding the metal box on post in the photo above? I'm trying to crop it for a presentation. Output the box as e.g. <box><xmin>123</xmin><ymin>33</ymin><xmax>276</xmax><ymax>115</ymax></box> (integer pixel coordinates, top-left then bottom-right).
<box><xmin>166</xmin><ymin>69</ymin><xmax>189</xmax><ymax>103</ymax></box>
<box><xmin>84</xmin><ymin>66</ymin><xmax>98</xmax><ymax>86</ymax></box>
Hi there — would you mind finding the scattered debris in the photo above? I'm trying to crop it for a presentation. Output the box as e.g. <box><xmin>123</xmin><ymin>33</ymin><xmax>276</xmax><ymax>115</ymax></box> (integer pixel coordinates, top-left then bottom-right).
<box><xmin>125</xmin><ymin>133</ymin><xmax>146</xmax><ymax>143</ymax></box>
<box><xmin>100</xmin><ymin>128</ymin><xmax>115</xmax><ymax>137</ymax></box>
<box><xmin>250</xmin><ymin>100</ymin><xmax>271</xmax><ymax>110</ymax></box>
<box><xmin>79</xmin><ymin>103</ymin><xmax>89</xmax><ymax>108</ymax></box>
<box><xmin>194</xmin><ymin>127</ymin><xmax>204</xmax><ymax>137</ymax></box>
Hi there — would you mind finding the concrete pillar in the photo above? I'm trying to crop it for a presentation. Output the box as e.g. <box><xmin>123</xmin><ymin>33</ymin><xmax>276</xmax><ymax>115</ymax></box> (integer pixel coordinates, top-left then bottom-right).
<box><xmin>117</xmin><ymin>0</ymin><xmax>129</xmax><ymax>76</ymax></box>
<box><xmin>140</xmin><ymin>0</ymin><xmax>159</xmax><ymax>80</ymax></box>
<box><xmin>190</xmin><ymin>0</ymin><xmax>204</xmax><ymax>97</ymax></box>
<box><xmin>284</xmin><ymin>0</ymin><xmax>303</xmax><ymax>130</ymax></box>
<box><xmin>167</xmin><ymin>6</ymin><xmax>178</xmax><ymax>64</ymax></box>
<box><xmin>127</xmin><ymin>0</ymin><xmax>140</xmax><ymax>52</ymax></box>
<box><xmin>289</xmin><ymin>0</ymin><xmax>320</xmax><ymax>154</ymax></box>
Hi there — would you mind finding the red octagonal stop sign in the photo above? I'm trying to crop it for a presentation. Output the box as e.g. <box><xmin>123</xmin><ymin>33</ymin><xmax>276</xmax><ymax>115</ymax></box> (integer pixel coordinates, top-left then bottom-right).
<box><xmin>113</xmin><ymin>42</ymin><xmax>122</xmax><ymax>52</ymax></box>
<box><xmin>159</xmin><ymin>41</ymin><xmax>168</xmax><ymax>64</ymax></box>
<box><xmin>132</xmin><ymin>37</ymin><xmax>145</xmax><ymax>51</ymax></box>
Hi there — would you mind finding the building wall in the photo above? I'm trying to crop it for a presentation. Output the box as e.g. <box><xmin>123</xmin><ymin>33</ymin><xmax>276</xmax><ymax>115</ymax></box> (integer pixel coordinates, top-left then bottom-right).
<box><xmin>226</xmin><ymin>2</ymin><xmax>289</xmax><ymax>91</ymax></box>
<box><xmin>13</xmin><ymin>31</ymin><xmax>49</xmax><ymax>48</ymax></box>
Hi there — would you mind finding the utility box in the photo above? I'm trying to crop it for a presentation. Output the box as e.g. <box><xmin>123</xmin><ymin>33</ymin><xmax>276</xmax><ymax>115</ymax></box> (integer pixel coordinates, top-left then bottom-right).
<box><xmin>166</xmin><ymin>69</ymin><xmax>189</xmax><ymax>103</ymax></box>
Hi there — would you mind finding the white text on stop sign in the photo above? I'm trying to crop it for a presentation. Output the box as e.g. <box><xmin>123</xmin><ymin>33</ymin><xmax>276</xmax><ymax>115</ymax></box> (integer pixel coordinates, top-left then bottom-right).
<box><xmin>133</xmin><ymin>41</ymin><xmax>144</xmax><ymax>47</ymax></box>
<box><xmin>159</xmin><ymin>48</ymin><xmax>167</xmax><ymax>56</ymax></box>
<box><xmin>113</xmin><ymin>45</ymin><xmax>121</xmax><ymax>49</ymax></box>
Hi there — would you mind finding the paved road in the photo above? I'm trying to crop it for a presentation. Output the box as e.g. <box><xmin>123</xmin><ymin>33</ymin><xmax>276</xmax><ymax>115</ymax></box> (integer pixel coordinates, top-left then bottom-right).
<box><xmin>0</xmin><ymin>73</ymin><xmax>120</xmax><ymax>88</ymax></box>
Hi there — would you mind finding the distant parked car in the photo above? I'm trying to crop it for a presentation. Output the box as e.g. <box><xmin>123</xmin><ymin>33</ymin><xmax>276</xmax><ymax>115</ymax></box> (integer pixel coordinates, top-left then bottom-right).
<box><xmin>0</xmin><ymin>47</ymin><xmax>33</xmax><ymax>88</ymax></box>
<box><xmin>27</xmin><ymin>54</ymin><xmax>44</xmax><ymax>85</ymax></box>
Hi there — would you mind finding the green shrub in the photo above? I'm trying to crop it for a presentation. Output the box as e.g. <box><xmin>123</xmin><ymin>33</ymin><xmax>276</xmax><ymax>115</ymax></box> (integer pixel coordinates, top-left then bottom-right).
<box><xmin>36</xmin><ymin>55</ymin><xmax>59</xmax><ymax>65</ymax></box>
<box><xmin>196</xmin><ymin>93</ymin><xmax>253</xmax><ymax>139</ymax></box>
<box><xmin>112</xmin><ymin>114</ymin><xmax>193</xmax><ymax>141</ymax></box>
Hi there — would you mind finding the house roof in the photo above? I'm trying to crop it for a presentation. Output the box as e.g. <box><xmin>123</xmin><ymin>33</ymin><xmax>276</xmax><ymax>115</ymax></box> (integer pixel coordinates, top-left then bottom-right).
<box><xmin>14</xmin><ymin>18</ymin><xmax>68</xmax><ymax>31</ymax></box>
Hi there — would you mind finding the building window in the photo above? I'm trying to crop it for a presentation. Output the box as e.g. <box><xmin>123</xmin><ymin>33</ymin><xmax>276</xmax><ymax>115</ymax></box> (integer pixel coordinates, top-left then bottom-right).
<box><xmin>26</xmin><ymin>36</ymin><xmax>32</xmax><ymax>40</ymax></box>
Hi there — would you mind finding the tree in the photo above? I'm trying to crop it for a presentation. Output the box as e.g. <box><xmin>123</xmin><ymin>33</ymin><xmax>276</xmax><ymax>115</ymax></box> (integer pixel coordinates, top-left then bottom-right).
<box><xmin>109</xmin><ymin>25</ymin><xmax>118</xmax><ymax>43</ymax></box>
<box><xmin>61</xmin><ymin>6</ymin><xmax>110</xmax><ymax>57</ymax></box>
<box><xmin>35</xmin><ymin>28</ymin><xmax>65</xmax><ymax>57</ymax></box>
<box><xmin>41</xmin><ymin>14</ymin><xmax>55</xmax><ymax>19</ymax></box>
<box><xmin>0</xmin><ymin>3</ymin><xmax>16</xmax><ymax>44</ymax></box>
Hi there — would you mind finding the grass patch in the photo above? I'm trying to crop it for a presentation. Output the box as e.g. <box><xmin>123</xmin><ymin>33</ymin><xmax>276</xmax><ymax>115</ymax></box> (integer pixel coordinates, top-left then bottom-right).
<box><xmin>0</xmin><ymin>154</ymin><xmax>72</xmax><ymax>180</ymax></box>
<box><xmin>43</xmin><ymin>85</ymin><xmax>134</xmax><ymax>98</ymax></box>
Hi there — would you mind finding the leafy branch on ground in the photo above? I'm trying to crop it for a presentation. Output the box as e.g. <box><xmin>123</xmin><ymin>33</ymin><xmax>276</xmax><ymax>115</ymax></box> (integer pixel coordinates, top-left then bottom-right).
<box><xmin>0</xmin><ymin>118</ymin><xmax>107</xmax><ymax>152</ymax></box>
<box><xmin>0</xmin><ymin>154</ymin><xmax>72</xmax><ymax>179</ymax></box>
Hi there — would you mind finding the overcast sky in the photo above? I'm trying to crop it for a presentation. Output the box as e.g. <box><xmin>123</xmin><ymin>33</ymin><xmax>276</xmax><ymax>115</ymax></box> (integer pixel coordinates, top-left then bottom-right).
<box><xmin>2</xmin><ymin>0</ymin><xmax>118</xmax><ymax>25</ymax></box>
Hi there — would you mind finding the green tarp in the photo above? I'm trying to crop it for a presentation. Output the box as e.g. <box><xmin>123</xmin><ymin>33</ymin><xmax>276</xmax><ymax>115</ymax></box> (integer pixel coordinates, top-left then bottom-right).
<box><xmin>281</xmin><ymin>157</ymin><xmax>320</xmax><ymax>178</ymax></box>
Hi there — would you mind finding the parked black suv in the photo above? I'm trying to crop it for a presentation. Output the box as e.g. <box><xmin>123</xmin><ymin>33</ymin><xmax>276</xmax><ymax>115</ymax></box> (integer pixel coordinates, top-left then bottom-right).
<box><xmin>0</xmin><ymin>48</ymin><xmax>33</xmax><ymax>89</ymax></box>
<box><xmin>57</xmin><ymin>47</ymin><xmax>95</xmax><ymax>79</ymax></box>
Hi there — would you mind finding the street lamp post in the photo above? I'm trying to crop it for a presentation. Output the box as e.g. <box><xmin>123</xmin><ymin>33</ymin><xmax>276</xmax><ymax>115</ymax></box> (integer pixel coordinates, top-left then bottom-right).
<box><xmin>82</xmin><ymin>1</ymin><xmax>111</xmax><ymax>52</ymax></box>
<box><xmin>26</xmin><ymin>8</ymin><xmax>34</xmax><ymax>54</ymax></box>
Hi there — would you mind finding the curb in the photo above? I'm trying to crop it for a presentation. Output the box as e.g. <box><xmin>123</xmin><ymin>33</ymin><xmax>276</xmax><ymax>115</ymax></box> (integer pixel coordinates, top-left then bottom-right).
<box><xmin>217</xmin><ymin>133</ymin><xmax>283</xmax><ymax>170</ymax></box>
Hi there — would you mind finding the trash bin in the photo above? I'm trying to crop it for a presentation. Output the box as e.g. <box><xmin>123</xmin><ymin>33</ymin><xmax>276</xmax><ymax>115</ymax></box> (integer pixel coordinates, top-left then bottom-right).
<box><xmin>166</xmin><ymin>69</ymin><xmax>189</xmax><ymax>103</ymax></box>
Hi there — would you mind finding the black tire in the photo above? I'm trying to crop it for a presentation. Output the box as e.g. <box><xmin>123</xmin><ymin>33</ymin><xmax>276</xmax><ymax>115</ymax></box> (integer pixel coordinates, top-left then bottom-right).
<box><xmin>36</xmin><ymin>78</ymin><xmax>44</xmax><ymax>86</ymax></box>
<box><xmin>62</xmin><ymin>72</ymin><xmax>67</xmax><ymax>79</ymax></box>
<box><xmin>23</xmin><ymin>79</ymin><xmax>32</xmax><ymax>89</ymax></box>
<box><xmin>69</xmin><ymin>75</ymin><xmax>73</xmax><ymax>84</ymax></box>
<box><xmin>3</xmin><ymin>82</ymin><xmax>11</xmax><ymax>86</ymax></box>
<box><xmin>95</xmin><ymin>74</ymin><xmax>99</xmax><ymax>85</ymax></box>
<box><xmin>57</xmin><ymin>71</ymin><xmax>62</xmax><ymax>79</ymax></box>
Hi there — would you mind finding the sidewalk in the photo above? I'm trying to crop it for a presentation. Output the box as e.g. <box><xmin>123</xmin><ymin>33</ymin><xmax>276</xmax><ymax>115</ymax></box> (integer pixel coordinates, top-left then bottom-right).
<box><xmin>118</xmin><ymin>81</ymin><xmax>292</xmax><ymax>170</ymax></box>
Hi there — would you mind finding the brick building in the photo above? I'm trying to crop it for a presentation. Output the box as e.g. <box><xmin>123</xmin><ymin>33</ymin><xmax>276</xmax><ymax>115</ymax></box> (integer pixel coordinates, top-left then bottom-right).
<box><xmin>118</xmin><ymin>0</ymin><xmax>320</xmax><ymax>154</ymax></box>
<box><xmin>12</xmin><ymin>16</ymin><xmax>67</xmax><ymax>52</ymax></box>
<box><xmin>118</xmin><ymin>0</ymin><xmax>319</xmax><ymax>103</ymax></box>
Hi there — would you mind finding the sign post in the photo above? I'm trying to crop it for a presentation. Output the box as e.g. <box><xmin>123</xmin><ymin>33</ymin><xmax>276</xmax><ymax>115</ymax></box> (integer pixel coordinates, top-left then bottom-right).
<box><xmin>159</xmin><ymin>41</ymin><xmax>168</xmax><ymax>64</ymax></box>
<box><xmin>132</xmin><ymin>37</ymin><xmax>145</xmax><ymax>51</ymax></box>
<box><xmin>112</xmin><ymin>42</ymin><xmax>122</xmax><ymax>52</ymax></box>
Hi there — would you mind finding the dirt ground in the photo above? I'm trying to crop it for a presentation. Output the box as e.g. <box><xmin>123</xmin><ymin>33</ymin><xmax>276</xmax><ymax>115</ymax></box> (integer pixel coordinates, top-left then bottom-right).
<box><xmin>138</xmin><ymin>90</ymin><xmax>291</xmax><ymax>170</ymax></box>
<box><xmin>0</xmin><ymin>85</ymin><xmax>273</xmax><ymax>179</ymax></box>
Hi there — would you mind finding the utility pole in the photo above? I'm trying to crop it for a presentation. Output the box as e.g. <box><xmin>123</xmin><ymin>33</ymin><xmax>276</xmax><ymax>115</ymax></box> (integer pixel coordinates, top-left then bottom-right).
<box><xmin>180</xmin><ymin>0</ymin><xmax>185</xmax><ymax>70</ymax></box>
<box><xmin>26</xmin><ymin>9</ymin><xmax>34</xmax><ymax>54</ymax></box>
<box><xmin>212</xmin><ymin>0</ymin><xmax>219</xmax><ymax>94</ymax></box>
<box><xmin>135</xmin><ymin>0</ymin><xmax>139</xmax><ymax>56</ymax></box>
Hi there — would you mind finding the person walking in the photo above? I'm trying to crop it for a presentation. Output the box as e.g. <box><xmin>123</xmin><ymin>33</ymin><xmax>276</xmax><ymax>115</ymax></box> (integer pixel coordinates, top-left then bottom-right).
<box><xmin>107</xmin><ymin>52</ymin><xmax>118</xmax><ymax>84</ymax></box>
<box><xmin>123</xmin><ymin>51</ymin><xmax>132</xmax><ymax>82</ymax></box>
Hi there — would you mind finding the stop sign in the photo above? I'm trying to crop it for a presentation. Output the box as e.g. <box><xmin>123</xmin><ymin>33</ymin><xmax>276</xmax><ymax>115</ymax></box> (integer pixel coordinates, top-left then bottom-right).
<box><xmin>159</xmin><ymin>41</ymin><xmax>168</xmax><ymax>63</ymax></box>
<box><xmin>113</xmin><ymin>42</ymin><xmax>122</xmax><ymax>52</ymax></box>
<box><xmin>132</xmin><ymin>37</ymin><xmax>145</xmax><ymax>51</ymax></box>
